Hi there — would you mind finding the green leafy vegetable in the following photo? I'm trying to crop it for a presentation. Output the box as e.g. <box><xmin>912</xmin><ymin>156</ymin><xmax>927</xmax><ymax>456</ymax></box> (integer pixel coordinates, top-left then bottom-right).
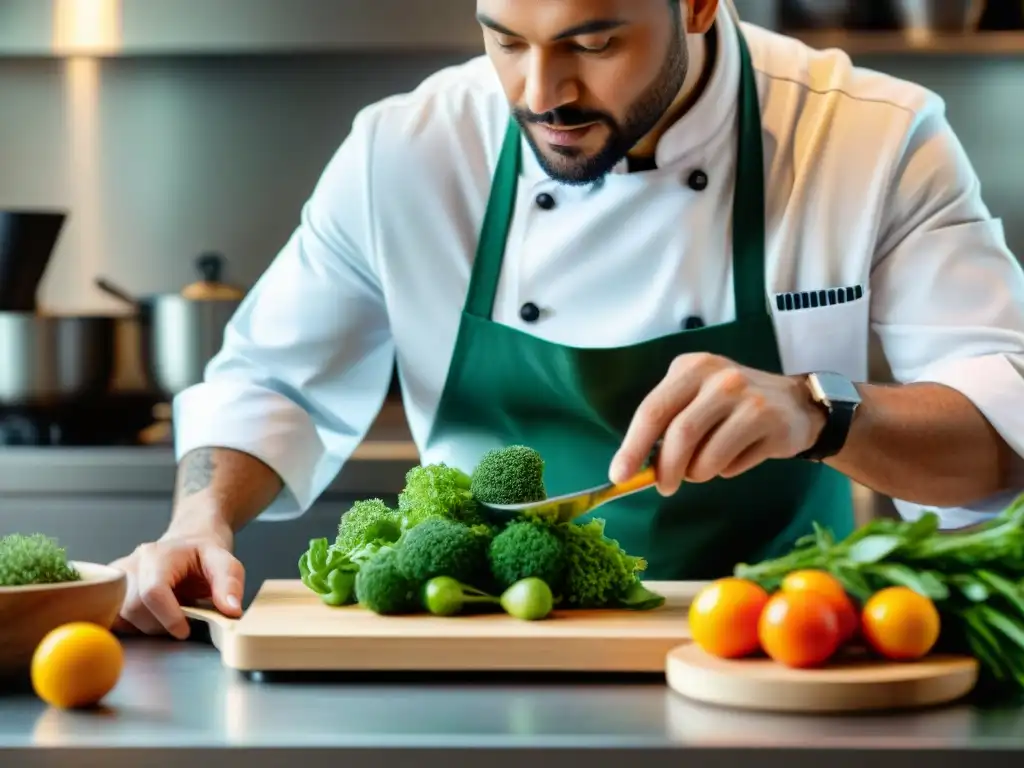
<box><xmin>398</xmin><ymin>464</ymin><xmax>481</xmax><ymax>528</ymax></box>
<box><xmin>335</xmin><ymin>498</ymin><xmax>402</xmax><ymax>558</ymax></box>
<box><xmin>614</xmin><ymin>580</ymin><xmax>667</xmax><ymax>611</ymax></box>
<box><xmin>559</xmin><ymin>518</ymin><xmax>647</xmax><ymax>609</ymax></box>
<box><xmin>735</xmin><ymin>493</ymin><xmax>1024</xmax><ymax>699</ymax></box>
<box><xmin>0</xmin><ymin>533</ymin><xmax>80</xmax><ymax>587</ymax></box>
<box><xmin>470</xmin><ymin>445</ymin><xmax>546</xmax><ymax>505</ymax></box>
<box><xmin>298</xmin><ymin>538</ymin><xmax>358</xmax><ymax>606</ymax></box>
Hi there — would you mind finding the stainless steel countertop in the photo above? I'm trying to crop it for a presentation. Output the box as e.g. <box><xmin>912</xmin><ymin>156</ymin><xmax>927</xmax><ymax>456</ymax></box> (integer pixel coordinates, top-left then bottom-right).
<box><xmin>1</xmin><ymin>639</ymin><xmax>1023</xmax><ymax>767</ymax></box>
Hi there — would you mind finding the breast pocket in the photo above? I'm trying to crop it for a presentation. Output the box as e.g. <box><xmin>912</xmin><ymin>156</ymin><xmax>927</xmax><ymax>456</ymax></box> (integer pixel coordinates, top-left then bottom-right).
<box><xmin>770</xmin><ymin>287</ymin><xmax>871</xmax><ymax>381</ymax></box>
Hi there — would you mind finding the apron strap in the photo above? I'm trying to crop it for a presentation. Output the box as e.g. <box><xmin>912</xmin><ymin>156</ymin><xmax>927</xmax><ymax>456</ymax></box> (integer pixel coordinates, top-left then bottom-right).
<box><xmin>465</xmin><ymin>119</ymin><xmax>522</xmax><ymax>319</ymax></box>
<box><xmin>730</xmin><ymin>29</ymin><xmax>768</xmax><ymax>320</ymax></box>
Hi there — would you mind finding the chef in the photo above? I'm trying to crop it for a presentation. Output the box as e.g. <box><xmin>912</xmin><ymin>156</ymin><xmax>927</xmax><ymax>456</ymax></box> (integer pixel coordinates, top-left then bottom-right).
<box><xmin>112</xmin><ymin>0</ymin><xmax>1024</xmax><ymax>640</ymax></box>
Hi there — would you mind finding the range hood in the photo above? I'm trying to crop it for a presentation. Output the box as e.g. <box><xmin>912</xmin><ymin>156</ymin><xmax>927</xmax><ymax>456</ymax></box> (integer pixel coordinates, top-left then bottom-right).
<box><xmin>0</xmin><ymin>0</ymin><xmax>483</xmax><ymax>56</ymax></box>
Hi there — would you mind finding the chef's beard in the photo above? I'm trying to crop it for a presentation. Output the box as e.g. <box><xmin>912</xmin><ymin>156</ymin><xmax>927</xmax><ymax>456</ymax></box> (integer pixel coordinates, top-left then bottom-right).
<box><xmin>513</xmin><ymin>21</ymin><xmax>689</xmax><ymax>186</ymax></box>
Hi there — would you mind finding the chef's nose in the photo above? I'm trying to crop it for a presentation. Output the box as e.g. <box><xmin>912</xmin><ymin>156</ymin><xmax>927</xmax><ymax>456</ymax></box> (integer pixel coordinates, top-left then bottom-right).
<box><xmin>524</xmin><ymin>50</ymin><xmax>578</xmax><ymax>117</ymax></box>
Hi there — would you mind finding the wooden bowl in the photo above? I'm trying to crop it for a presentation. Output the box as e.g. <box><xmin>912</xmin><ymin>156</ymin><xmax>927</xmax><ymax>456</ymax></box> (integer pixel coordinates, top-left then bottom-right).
<box><xmin>0</xmin><ymin>561</ymin><xmax>127</xmax><ymax>677</ymax></box>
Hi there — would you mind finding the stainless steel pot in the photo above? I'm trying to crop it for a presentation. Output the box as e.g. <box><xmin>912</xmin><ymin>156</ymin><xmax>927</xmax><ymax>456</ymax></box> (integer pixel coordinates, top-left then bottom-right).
<box><xmin>892</xmin><ymin>0</ymin><xmax>986</xmax><ymax>32</ymax></box>
<box><xmin>0</xmin><ymin>313</ymin><xmax>116</xmax><ymax>407</ymax></box>
<box><xmin>141</xmin><ymin>296</ymin><xmax>242</xmax><ymax>397</ymax></box>
<box><xmin>96</xmin><ymin>252</ymin><xmax>246</xmax><ymax>399</ymax></box>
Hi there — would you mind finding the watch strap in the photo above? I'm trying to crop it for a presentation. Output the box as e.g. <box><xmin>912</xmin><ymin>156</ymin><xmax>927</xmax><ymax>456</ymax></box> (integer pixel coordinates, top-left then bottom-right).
<box><xmin>798</xmin><ymin>400</ymin><xmax>857</xmax><ymax>461</ymax></box>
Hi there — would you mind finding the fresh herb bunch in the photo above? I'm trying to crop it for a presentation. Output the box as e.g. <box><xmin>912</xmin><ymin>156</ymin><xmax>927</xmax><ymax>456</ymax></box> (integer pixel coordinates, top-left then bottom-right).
<box><xmin>735</xmin><ymin>493</ymin><xmax>1024</xmax><ymax>699</ymax></box>
<box><xmin>0</xmin><ymin>533</ymin><xmax>80</xmax><ymax>587</ymax></box>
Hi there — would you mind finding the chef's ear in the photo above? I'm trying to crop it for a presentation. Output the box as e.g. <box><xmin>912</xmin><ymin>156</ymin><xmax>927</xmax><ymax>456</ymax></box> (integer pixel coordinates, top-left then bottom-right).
<box><xmin>685</xmin><ymin>0</ymin><xmax>720</xmax><ymax>34</ymax></box>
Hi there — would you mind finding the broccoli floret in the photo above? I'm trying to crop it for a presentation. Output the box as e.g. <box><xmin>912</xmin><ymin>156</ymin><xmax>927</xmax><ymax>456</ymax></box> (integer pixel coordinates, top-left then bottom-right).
<box><xmin>488</xmin><ymin>521</ymin><xmax>565</xmax><ymax>590</ymax></box>
<box><xmin>396</xmin><ymin>518</ymin><xmax>491</xmax><ymax>586</ymax></box>
<box><xmin>336</xmin><ymin>498</ymin><xmax>402</xmax><ymax>557</ymax></box>
<box><xmin>471</xmin><ymin>445</ymin><xmax>547</xmax><ymax>506</ymax></box>
<box><xmin>559</xmin><ymin>519</ymin><xmax>647</xmax><ymax>608</ymax></box>
<box><xmin>354</xmin><ymin>548</ymin><xmax>420</xmax><ymax>615</ymax></box>
<box><xmin>0</xmin><ymin>533</ymin><xmax>80</xmax><ymax>587</ymax></box>
<box><xmin>398</xmin><ymin>463</ymin><xmax>481</xmax><ymax>528</ymax></box>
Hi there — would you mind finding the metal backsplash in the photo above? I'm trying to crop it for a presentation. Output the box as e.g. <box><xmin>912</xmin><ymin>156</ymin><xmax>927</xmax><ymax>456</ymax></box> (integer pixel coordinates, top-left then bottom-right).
<box><xmin>0</xmin><ymin>50</ymin><xmax>1021</xmax><ymax>314</ymax></box>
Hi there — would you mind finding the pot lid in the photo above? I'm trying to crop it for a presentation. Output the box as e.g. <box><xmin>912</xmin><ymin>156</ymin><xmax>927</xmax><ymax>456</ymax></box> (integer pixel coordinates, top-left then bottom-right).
<box><xmin>180</xmin><ymin>251</ymin><xmax>245</xmax><ymax>301</ymax></box>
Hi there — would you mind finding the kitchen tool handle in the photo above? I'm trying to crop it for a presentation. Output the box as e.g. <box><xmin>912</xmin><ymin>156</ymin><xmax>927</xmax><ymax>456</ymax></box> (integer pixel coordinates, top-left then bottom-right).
<box><xmin>195</xmin><ymin>251</ymin><xmax>225</xmax><ymax>282</ymax></box>
<box><xmin>593</xmin><ymin>439</ymin><xmax>663</xmax><ymax>504</ymax></box>
<box><xmin>592</xmin><ymin>466</ymin><xmax>658</xmax><ymax>506</ymax></box>
<box><xmin>94</xmin><ymin>276</ymin><xmax>139</xmax><ymax>309</ymax></box>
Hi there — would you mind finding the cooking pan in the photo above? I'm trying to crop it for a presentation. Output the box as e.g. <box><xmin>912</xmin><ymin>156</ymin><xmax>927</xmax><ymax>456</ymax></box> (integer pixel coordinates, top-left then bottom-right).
<box><xmin>0</xmin><ymin>208</ymin><xmax>117</xmax><ymax>407</ymax></box>
<box><xmin>96</xmin><ymin>252</ymin><xmax>246</xmax><ymax>399</ymax></box>
<box><xmin>0</xmin><ymin>312</ymin><xmax>116</xmax><ymax>407</ymax></box>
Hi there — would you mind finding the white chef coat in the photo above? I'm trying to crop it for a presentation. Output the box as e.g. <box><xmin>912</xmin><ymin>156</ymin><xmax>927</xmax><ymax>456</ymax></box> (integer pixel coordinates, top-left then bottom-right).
<box><xmin>174</xmin><ymin>4</ymin><xmax>1024</xmax><ymax>529</ymax></box>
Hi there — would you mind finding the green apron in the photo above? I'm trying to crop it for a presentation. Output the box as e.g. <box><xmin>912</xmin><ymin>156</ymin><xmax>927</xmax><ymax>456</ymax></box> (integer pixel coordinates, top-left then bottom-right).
<box><xmin>425</xmin><ymin>26</ymin><xmax>854</xmax><ymax>580</ymax></box>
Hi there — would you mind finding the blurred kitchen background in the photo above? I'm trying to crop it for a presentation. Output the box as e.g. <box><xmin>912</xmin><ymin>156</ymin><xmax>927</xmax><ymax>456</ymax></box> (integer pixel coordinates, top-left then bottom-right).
<box><xmin>1</xmin><ymin>0</ymin><xmax>1021</xmax><ymax>603</ymax></box>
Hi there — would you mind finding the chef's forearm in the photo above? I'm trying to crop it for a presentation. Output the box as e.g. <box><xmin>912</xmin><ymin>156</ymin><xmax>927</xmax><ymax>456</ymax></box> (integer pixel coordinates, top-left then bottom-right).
<box><xmin>824</xmin><ymin>382</ymin><xmax>1015</xmax><ymax>508</ymax></box>
<box><xmin>167</xmin><ymin>447</ymin><xmax>284</xmax><ymax>543</ymax></box>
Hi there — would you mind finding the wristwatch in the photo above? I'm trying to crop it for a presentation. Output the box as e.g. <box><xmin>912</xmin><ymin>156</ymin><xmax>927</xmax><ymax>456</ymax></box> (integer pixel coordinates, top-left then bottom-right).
<box><xmin>797</xmin><ymin>372</ymin><xmax>862</xmax><ymax>461</ymax></box>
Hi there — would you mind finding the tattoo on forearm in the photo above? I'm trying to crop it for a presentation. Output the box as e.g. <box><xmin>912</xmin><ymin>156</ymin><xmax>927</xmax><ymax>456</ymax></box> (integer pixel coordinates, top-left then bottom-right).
<box><xmin>180</xmin><ymin>449</ymin><xmax>216</xmax><ymax>497</ymax></box>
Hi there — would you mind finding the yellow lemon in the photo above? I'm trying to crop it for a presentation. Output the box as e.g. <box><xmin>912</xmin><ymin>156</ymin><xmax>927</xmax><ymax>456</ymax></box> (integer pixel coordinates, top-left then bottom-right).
<box><xmin>31</xmin><ymin>622</ymin><xmax>124</xmax><ymax>709</ymax></box>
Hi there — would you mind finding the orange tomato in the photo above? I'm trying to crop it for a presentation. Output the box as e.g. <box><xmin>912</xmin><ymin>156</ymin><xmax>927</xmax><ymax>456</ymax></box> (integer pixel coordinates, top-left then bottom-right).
<box><xmin>781</xmin><ymin>569</ymin><xmax>859</xmax><ymax>644</ymax></box>
<box><xmin>31</xmin><ymin>622</ymin><xmax>124</xmax><ymax>709</ymax></box>
<box><xmin>758</xmin><ymin>590</ymin><xmax>842</xmax><ymax>668</ymax></box>
<box><xmin>861</xmin><ymin>587</ymin><xmax>940</xmax><ymax>661</ymax></box>
<box><xmin>689</xmin><ymin>577</ymin><xmax>770</xmax><ymax>659</ymax></box>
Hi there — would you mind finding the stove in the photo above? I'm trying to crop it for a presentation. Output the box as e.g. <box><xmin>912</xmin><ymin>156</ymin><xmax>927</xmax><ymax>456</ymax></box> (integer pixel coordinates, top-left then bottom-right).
<box><xmin>0</xmin><ymin>393</ymin><xmax>165</xmax><ymax>446</ymax></box>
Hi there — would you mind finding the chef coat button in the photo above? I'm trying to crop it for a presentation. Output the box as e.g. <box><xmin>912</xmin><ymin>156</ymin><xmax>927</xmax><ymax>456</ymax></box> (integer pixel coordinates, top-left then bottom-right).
<box><xmin>535</xmin><ymin>193</ymin><xmax>556</xmax><ymax>210</ymax></box>
<box><xmin>520</xmin><ymin>302</ymin><xmax>542</xmax><ymax>323</ymax></box>
<box><xmin>683</xmin><ymin>315</ymin><xmax>705</xmax><ymax>330</ymax></box>
<box><xmin>687</xmin><ymin>170</ymin><xmax>708</xmax><ymax>191</ymax></box>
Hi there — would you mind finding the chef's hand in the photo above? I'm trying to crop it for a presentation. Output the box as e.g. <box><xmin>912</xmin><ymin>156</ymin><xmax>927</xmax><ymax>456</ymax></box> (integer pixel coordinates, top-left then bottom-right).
<box><xmin>609</xmin><ymin>353</ymin><xmax>826</xmax><ymax>495</ymax></box>
<box><xmin>109</xmin><ymin>530</ymin><xmax>244</xmax><ymax>640</ymax></box>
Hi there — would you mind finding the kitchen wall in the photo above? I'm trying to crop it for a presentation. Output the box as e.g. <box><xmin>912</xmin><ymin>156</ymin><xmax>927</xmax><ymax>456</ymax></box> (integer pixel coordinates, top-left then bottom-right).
<box><xmin>0</xmin><ymin>44</ymin><xmax>1023</xmax><ymax>313</ymax></box>
<box><xmin>0</xmin><ymin>50</ymin><xmax>471</xmax><ymax>312</ymax></box>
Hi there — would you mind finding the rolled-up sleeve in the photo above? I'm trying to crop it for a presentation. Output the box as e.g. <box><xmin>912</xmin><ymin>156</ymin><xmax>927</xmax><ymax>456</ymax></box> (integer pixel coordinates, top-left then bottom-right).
<box><xmin>870</xmin><ymin>94</ymin><xmax>1024</xmax><ymax>527</ymax></box>
<box><xmin>173</xmin><ymin>107</ymin><xmax>394</xmax><ymax>521</ymax></box>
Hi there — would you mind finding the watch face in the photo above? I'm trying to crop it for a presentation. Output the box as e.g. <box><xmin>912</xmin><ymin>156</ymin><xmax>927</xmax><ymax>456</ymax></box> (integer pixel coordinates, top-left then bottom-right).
<box><xmin>812</xmin><ymin>372</ymin><xmax>862</xmax><ymax>405</ymax></box>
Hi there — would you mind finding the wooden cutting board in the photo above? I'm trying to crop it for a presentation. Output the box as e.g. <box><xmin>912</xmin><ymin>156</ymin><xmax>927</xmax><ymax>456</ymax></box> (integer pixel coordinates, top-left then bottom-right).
<box><xmin>666</xmin><ymin>643</ymin><xmax>980</xmax><ymax>713</ymax></box>
<box><xmin>182</xmin><ymin>579</ymin><xmax>704</xmax><ymax>673</ymax></box>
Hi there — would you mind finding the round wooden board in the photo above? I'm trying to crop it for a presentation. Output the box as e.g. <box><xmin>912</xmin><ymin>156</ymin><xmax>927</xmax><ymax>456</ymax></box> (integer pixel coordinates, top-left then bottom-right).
<box><xmin>665</xmin><ymin>643</ymin><xmax>980</xmax><ymax>713</ymax></box>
